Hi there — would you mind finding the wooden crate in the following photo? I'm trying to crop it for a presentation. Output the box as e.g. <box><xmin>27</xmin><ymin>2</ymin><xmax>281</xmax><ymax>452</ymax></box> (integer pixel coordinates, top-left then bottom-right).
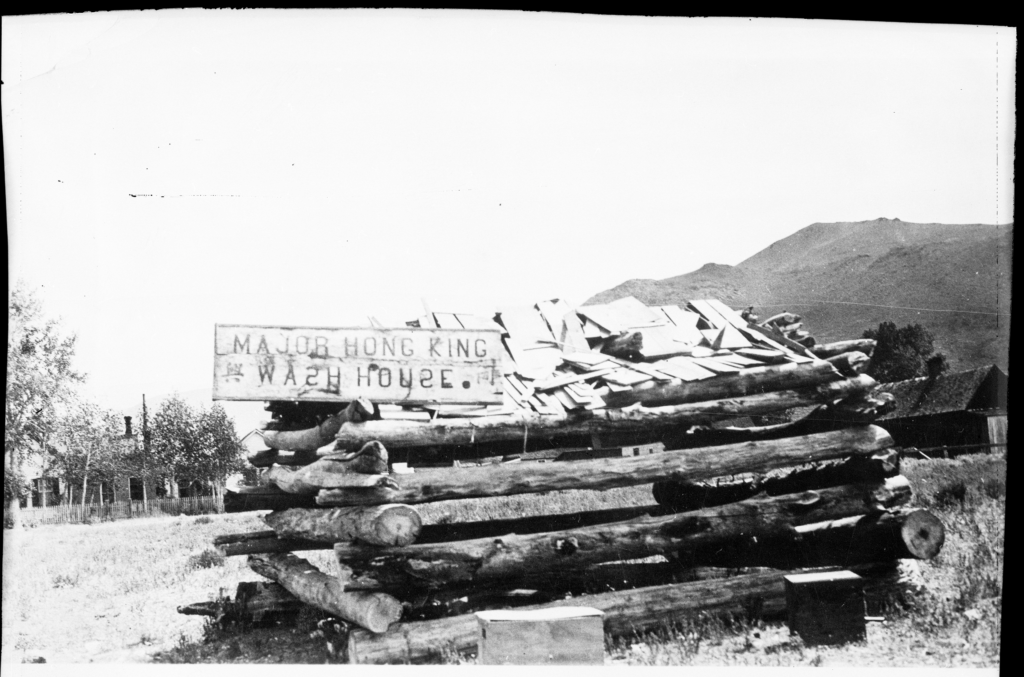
<box><xmin>476</xmin><ymin>607</ymin><xmax>605</xmax><ymax>664</ymax></box>
<box><xmin>784</xmin><ymin>570</ymin><xmax>866</xmax><ymax>645</ymax></box>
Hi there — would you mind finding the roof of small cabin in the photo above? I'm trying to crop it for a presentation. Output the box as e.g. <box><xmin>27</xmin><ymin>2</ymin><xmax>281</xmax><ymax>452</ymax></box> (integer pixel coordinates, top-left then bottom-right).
<box><xmin>874</xmin><ymin>365</ymin><xmax>1007</xmax><ymax>420</ymax></box>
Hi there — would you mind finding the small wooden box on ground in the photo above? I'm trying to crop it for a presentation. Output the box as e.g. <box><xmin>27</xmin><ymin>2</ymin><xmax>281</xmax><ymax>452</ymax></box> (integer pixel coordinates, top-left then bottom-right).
<box><xmin>476</xmin><ymin>607</ymin><xmax>605</xmax><ymax>665</ymax></box>
<box><xmin>784</xmin><ymin>570</ymin><xmax>866</xmax><ymax>645</ymax></box>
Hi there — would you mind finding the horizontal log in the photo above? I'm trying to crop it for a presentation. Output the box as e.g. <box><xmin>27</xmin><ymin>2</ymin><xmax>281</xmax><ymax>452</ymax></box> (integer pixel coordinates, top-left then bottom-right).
<box><xmin>215</xmin><ymin>505</ymin><xmax>663</xmax><ymax>556</ymax></box>
<box><xmin>264</xmin><ymin>504</ymin><xmax>422</xmax><ymax>547</ymax></box>
<box><xmin>824</xmin><ymin>351</ymin><xmax>870</xmax><ymax>376</ymax></box>
<box><xmin>334</xmin><ymin>477</ymin><xmax>911</xmax><ymax>588</ymax></box>
<box><xmin>346</xmin><ymin>562</ymin><xmax>900</xmax><ymax>664</ymax></box>
<box><xmin>265</xmin><ymin>442</ymin><xmax>393</xmax><ymax>494</ymax></box>
<box><xmin>248</xmin><ymin>553</ymin><xmax>402</xmax><ymax>634</ymax></box>
<box><xmin>260</xmin><ymin>398</ymin><xmax>375</xmax><ymax>452</ymax></box>
<box><xmin>811</xmin><ymin>339</ymin><xmax>877</xmax><ymax>358</ymax></box>
<box><xmin>224</xmin><ymin>487</ymin><xmax>319</xmax><ymax>513</ymax></box>
<box><xmin>681</xmin><ymin>509</ymin><xmax>945</xmax><ymax>569</ymax></box>
<box><xmin>601</xmin><ymin>359</ymin><xmax>843</xmax><ymax>409</ymax></box>
<box><xmin>319</xmin><ymin>423</ymin><xmax>893</xmax><ymax>507</ymax></box>
<box><xmin>332</xmin><ymin>375</ymin><xmax>876</xmax><ymax>451</ymax></box>
<box><xmin>652</xmin><ymin>448</ymin><xmax>900</xmax><ymax>511</ymax></box>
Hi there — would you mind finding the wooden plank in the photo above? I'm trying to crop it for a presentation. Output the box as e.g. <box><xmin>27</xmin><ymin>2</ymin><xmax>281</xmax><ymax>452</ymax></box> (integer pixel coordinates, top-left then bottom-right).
<box><xmin>625</xmin><ymin>361</ymin><xmax>677</xmax><ymax>381</ymax></box>
<box><xmin>710</xmin><ymin>325</ymin><xmax>753</xmax><ymax>350</ymax></box>
<box><xmin>455</xmin><ymin>314</ymin><xmax>505</xmax><ymax>332</ymax></box>
<box><xmin>536</xmin><ymin>300</ymin><xmax>591</xmax><ymax>354</ymax></box>
<box><xmin>601</xmin><ymin>368</ymin><xmax>654</xmax><ymax>386</ymax></box>
<box><xmin>497</xmin><ymin>306</ymin><xmax>556</xmax><ymax>345</ymax></box>
<box><xmin>213</xmin><ymin>325</ymin><xmax>502</xmax><ymax>404</ymax></box>
<box><xmin>577</xmin><ymin>297</ymin><xmax>664</xmax><ymax>333</ymax></box>
<box><xmin>637</xmin><ymin>325</ymin><xmax>697</xmax><ymax>360</ymax></box>
<box><xmin>687</xmin><ymin>300</ymin><xmax>731</xmax><ymax>330</ymax></box>
<box><xmin>433</xmin><ymin>313</ymin><xmax>465</xmax><ymax>330</ymax></box>
<box><xmin>534</xmin><ymin>367</ymin><xmax>617</xmax><ymax>391</ymax></box>
<box><xmin>580</xmin><ymin>317</ymin><xmax>613</xmax><ymax>339</ymax></box>
<box><xmin>651</xmin><ymin>359</ymin><xmax>717</xmax><ymax>381</ymax></box>
<box><xmin>703</xmin><ymin>299</ymin><xmax>753</xmax><ymax>330</ymax></box>
<box><xmin>691</xmin><ymin>357</ymin><xmax>742</xmax><ymax>374</ymax></box>
<box><xmin>560</xmin><ymin>351</ymin><xmax>607</xmax><ymax>366</ymax></box>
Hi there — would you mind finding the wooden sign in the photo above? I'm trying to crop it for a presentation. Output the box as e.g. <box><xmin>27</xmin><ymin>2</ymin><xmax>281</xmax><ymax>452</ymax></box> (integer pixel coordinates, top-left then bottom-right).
<box><xmin>213</xmin><ymin>325</ymin><xmax>504</xmax><ymax>404</ymax></box>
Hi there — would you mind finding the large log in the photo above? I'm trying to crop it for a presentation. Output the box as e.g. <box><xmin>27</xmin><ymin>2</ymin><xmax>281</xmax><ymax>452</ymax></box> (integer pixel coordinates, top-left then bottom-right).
<box><xmin>333</xmin><ymin>477</ymin><xmax>911</xmax><ymax>588</ymax></box>
<box><xmin>601</xmin><ymin>359</ymin><xmax>844</xmax><ymax>409</ymax></box>
<box><xmin>332</xmin><ymin>375</ymin><xmax>876</xmax><ymax>451</ymax></box>
<box><xmin>346</xmin><ymin>562</ymin><xmax>901</xmax><ymax>664</ymax></box>
<box><xmin>224</xmin><ymin>487</ymin><xmax>319</xmax><ymax>513</ymax></box>
<box><xmin>811</xmin><ymin>339</ymin><xmax>877</xmax><ymax>358</ymax></box>
<box><xmin>265</xmin><ymin>442</ymin><xmax>394</xmax><ymax>494</ymax></box>
<box><xmin>215</xmin><ymin>505</ymin><xmax>662</xmax><ymax>556</ymax></box>
<box><xmin>247</xmin><ymin>553</ymin><xmax>402</xmax><ymax>634</ymax></box>
<box><xmin>652</xmin><ymin>448</ymin><xmax>900</xmax><ymax>511</ymax></box>
<box><xmin>683</xmin><ymin>509</ymin><xmax>945</xmax><ymax>570</ymax></box>
<box><xmin>260</xmin><ymin>398</ymin><xmax>375</xmax><ymax>452</ymax></box>
<box><xmin>254</xmin><ymin>438</ymin><xmax>387</xmax><ymax>473</ymax></box>
<box><xmin>319</xmin><ymin>423</ymin><xmax>893</xmax><ymax>507</ymax></box>
<box><xmin>824</xmin><ymin>351</ymin><xmax>871</xmax><ymax>375</ymax></box>
<box><xmin>264</xmin><ymin>504</ymin><xmax>422</xmax><ymax>547</ymax></box>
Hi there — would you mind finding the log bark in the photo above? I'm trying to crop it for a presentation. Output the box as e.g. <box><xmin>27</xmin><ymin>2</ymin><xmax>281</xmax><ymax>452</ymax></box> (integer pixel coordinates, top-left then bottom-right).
<box><xmin>265</xmin><ymin>442</ymin><xmax>394</xmax><ymax>494</ymax></box>
<box><xmin>215</xmin><ymin>530</ymin><xmax>326</xmax><ymax>556</ymax></box>
<box><xmin>215</xmin><ymin>505</ymin><xmax>662</xmax><ymax>556</ymax></box>
<box><xmin>345</xmin><ymin>561</ymin><xmax>907</xmax><ymax>663</ymax></box>
<box><xmin>319</xmin><ymin>423</ymin><xmax>893</xmax><ymax>507</ymax></box>
<box><xmin>259</xmin><ymin>398</ymin><xmax>375</xmax><ymax>452</ymax></box>
<box><xmin>601</xmin><ymin>331</ymin><xmax>644</xmax><ymax>358</ymax></box>
<box><xmin>824</xmin><ymin>351</ymin><xmax>871</xmax><ymax>376</ymax></box>
<box><xmin>264</xmin><ymin>505</ymin><xmax>423</xmax><ymax>546</ymax></box>
<box><xmin>681</xmin><ymin>509</ymin><xmax>945</xmax><ymax>569</ymax></box>
<box><xmin>247</xmin><ymin>553</ymin><xmax>403</xmax><ymax>634</ymax></box>
<box><xmin>811</xmin><ymin>339</ymin><xmax>877</xmax><ymax>358</ymax></box>
<box><xmin>224</xmin><ymin>487</ymin><xmax>320</xmax><ymax>513</ymax></box>
<box><xmin>652</xmin><ymin>448</ymin><xmax>900</xmax><ymax>511</ymax></box>
<box><xmin>251</xmin><ymin>436</ymin><xmax>387</xmax><ymax>470</ymax></box>
<box><xmin>332</xmin><ymin>375</ymin><xmax>877</xmax><ymax>451</ymax></box>
<box><xmin>601</xmin><ymin>359</ymin><xmax>843</xmax><ymax>409</ymax></box>
<box><xmin>333</xmin><ymin>477</ymin><xmax>911</xmax><ymax>588</ymax></box>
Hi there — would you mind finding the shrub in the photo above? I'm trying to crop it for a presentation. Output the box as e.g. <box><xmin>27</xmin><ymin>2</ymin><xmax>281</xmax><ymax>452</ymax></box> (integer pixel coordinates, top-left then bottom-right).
<box><xmin>933</xmin><ymin>480</ymin><xmax>968</xmax><ymax>508</ymax></box>
<box><xmin>194</xmin><ymin>515</ymin><xmax>213</xmax><ymax>525</ymax></box>
<box><xmin>187</xmin><ymin>549</ymin><xmax>225</xmax><ymax>571</ymax></box>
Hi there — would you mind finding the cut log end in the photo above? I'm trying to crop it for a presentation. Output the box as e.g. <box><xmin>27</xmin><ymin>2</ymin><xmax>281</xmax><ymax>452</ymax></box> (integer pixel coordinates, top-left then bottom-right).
<box><xmin>900</xmin><ymin>509</ymin><xmax>945</xmax><ymax>559</ymax></box>
<box><xmin>373</xmin><ymin>504</ymin><xmax>423</xmax><ymax>546</ymax></box>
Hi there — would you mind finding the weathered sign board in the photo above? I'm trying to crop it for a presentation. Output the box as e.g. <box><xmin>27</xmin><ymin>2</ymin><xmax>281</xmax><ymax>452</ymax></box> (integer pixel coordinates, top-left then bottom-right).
<box><xmin>213</xmin><ymin>325</ymin><xmax>504</xmax><ymax>404</ymax></box>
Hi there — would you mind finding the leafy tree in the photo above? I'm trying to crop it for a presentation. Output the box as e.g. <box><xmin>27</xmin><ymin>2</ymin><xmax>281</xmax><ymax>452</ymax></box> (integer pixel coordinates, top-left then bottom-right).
<box><xmin>862</xmin><ymin>321</ymin><xmax>948</xmax><ymax>383</ymax></box>
<box><xmin>47</xmin><ymin>402</ymin><xmax>131</xmax><ymax>509</ymax></box>
<box><xmin>6</xmin><ymin>283</ymin><xmax>84</xmax><ymax>526</ymax></box>
<box><xmin>150</xmin><ymin>395</ymin><xmax>246</xmax><ymax>497</ymax></box>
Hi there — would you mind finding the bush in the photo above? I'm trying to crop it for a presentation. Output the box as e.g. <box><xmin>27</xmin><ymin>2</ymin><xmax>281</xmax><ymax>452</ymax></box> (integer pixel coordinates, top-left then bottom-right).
<box><xmin>933</xmin><ymin>480</ymin><xmax>968</xmax><ymax>508</ymax></box>
<box><xmin>187</xmin><ymin>549</ymin><xmax>225</xmax><ymax>571</ymax></box>
<box><xmin>194</xmin><ymin>515</ymin><xmax>213</xmax><ymax>525</ymax></box>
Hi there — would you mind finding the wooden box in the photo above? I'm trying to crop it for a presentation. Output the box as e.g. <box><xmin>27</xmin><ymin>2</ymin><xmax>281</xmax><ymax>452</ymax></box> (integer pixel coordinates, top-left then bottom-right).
<box><xmin>784</xmin><ymin>570</ymin><xmax>866</xmax><ymax>645</ymax></box>
<box><xmin>476</xmin><ymin>607</ymin><xmax>605</xmax><ymax>664</ymax></box>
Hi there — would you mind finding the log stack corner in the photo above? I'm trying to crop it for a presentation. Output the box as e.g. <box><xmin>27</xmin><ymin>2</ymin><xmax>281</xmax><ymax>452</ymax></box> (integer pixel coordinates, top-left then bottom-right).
<box><xmin>193</xmin><ymin>297</ymin><xmax>944</xmax><ymax>664</ymax></box>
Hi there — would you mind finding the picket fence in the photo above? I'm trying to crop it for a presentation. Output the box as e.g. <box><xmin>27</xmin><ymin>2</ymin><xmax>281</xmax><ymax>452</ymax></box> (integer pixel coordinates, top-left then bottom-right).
<box><xmin>6</xmin><ymin>495</ymin><xmax>224</xmax><ymax>527</ymax></box>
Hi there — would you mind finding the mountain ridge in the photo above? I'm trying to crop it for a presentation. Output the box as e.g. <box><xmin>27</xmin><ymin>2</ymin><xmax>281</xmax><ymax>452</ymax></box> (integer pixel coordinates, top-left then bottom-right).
<box><xmin>587</xmin><ymin>219</ymin><xmax>1011</xmax><ymax>372</ymax></box>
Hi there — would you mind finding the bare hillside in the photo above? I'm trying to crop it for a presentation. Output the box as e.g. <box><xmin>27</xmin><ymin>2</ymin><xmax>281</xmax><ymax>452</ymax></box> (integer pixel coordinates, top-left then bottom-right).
<box><xmin>588</xmin><ymin>219</ymin><xmax>1011</xmax><ymax>371</ymax></box>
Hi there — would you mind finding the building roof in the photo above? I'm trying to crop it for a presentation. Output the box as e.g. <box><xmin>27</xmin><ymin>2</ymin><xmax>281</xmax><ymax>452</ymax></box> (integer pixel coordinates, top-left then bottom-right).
<box><xmin>875</xmin><ymin>365</ymin><xmax>1007</xmax><ymax>420</ymax></box>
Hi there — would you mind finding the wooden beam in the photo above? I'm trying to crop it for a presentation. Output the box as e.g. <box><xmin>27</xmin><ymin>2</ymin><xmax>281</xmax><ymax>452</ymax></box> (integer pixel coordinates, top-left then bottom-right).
<box><xmin>319</xmin><ymin>423</ymin><xmax>893</xmax><ymax>507</ymax></box>
<box><xmin>260</xmin><ymin>399</ymin><xmax>374</xmax><ymax>452</ymax></box>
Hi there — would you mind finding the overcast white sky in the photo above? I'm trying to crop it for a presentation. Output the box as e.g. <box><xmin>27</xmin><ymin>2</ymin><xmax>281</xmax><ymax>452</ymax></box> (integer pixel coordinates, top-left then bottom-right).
<box><xmin>3</xmin><ymin>11</ymin><xmax>1015</xmax><ymax>431</ymax></box>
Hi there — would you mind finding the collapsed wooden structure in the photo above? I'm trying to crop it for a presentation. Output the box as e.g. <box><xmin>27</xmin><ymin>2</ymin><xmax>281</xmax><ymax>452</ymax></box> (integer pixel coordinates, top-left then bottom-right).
<box><xmin>190</xmin><ymin>297</ymin><xmax>943</xmax><ymax>663</ymax></box>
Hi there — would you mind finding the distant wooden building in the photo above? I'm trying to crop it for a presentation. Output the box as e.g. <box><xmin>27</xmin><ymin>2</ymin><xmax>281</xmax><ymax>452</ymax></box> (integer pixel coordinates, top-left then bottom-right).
<box><xmin>873</xmin><ymin>365</ymin><xmax>1008</xmax><ymax>451</ymax></box>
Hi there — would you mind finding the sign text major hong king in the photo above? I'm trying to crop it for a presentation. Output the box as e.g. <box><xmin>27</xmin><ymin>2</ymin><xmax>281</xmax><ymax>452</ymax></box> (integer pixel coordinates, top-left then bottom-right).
<box><xmin>213</xmin><ymin>325</ymin><xmax>504</xmax><ymax>404</ymax></box>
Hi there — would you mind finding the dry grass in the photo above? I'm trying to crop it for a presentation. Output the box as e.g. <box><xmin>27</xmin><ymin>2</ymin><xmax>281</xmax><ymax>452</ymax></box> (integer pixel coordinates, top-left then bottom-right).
<box><xmin>0</xmin><ymin>452</ymin><xmax>1004</xmax><ymax>666</ymax></box>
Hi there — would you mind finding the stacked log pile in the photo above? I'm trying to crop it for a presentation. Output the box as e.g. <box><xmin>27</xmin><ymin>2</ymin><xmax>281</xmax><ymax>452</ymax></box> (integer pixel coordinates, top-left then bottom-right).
<box><xmin>192</xmin><ymin>297</ymin><xmax>943</xmax><ymax>663</ymax></box>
